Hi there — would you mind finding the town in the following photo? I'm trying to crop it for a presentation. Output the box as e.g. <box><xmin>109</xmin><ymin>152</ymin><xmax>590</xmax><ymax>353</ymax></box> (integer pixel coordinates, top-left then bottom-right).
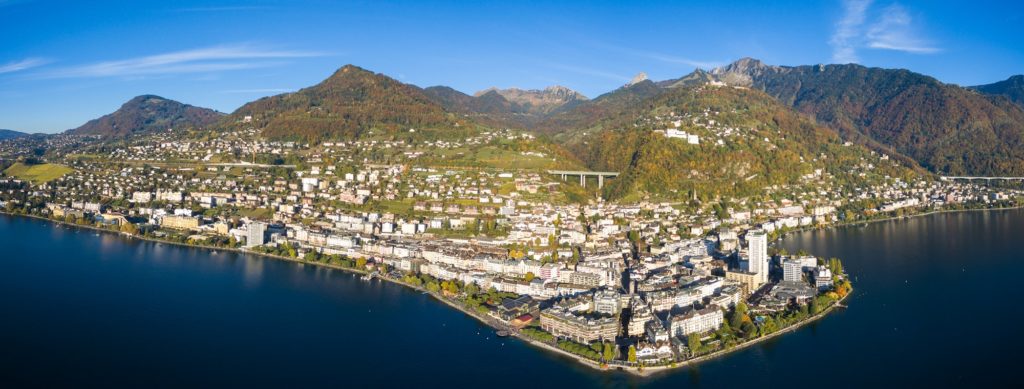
<box><xmin>1</xmin><ymin>122</ymin><xmax>1020</xmax><ymax>373</ymax></box>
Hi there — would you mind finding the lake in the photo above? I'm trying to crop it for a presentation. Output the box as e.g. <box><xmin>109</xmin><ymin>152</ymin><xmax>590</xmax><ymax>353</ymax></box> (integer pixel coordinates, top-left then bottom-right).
<box><xmin>1</xmin><ymin>210</ymin><xmax>1020</xmax><ymax>387</ymax></box>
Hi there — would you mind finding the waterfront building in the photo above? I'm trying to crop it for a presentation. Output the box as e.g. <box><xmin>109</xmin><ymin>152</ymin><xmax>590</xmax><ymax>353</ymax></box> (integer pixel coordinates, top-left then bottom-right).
<box><xmin>160</xmin><ymin>215</ymin><xmax>200</xmax><ymax>230</ymax></box>
<box><xmin>540</xmin><ymin>305</ymin><xmax>619</xmax><ymax>343</ymax></box>
<box><xmin>247</xmin><ymin>222</ymin><xmax>267</xmax><ymax>247</ymax></box>
<box><xmin>814</xmin><ymin>266</ymin><xmax>834</xmax><ymax>290</ymax></box>
<box><xmin>667</xmin><ymin>305</ymin><xmax>723</xmax><ymax>337</ymax></box>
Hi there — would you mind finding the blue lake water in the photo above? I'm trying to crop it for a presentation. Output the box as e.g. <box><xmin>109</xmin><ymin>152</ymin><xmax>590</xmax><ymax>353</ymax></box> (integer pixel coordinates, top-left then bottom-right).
<box><xmin>1</xmin><ymin>210</ymin><xmax>1020</xmax><ymax>387</ymax></box>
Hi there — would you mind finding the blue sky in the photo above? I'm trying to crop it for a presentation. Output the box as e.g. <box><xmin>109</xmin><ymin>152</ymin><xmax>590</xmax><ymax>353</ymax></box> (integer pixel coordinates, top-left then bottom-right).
<box><xmin>1</xmin><ymin>0</ymin><xmax>1022</xmax><ymax>133</ymax></box>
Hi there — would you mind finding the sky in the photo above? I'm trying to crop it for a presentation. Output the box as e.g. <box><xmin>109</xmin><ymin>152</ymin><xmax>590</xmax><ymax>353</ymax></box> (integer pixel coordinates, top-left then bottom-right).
<box><xmin>1</xmin><ymin>0</ymin><xmax>1022</xmax><ymax>133</ymax></box>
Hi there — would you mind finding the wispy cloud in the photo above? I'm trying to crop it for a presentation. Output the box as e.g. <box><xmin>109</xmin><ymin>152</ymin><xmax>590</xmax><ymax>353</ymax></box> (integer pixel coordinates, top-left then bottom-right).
<box><xmin>830</xmin><ymin>0</ymin><xmax>872</xmax><ymax>63</ymax></box>
<box><xmin>221</xmin><ymin>88</ymin><xmax>294</xmax><ymax>94</ymax></box>
<box><xmin>40</xmin><ymin>45</ymin><xmax>325</xmax><ymax>79</ymax></box>
<box><xmin>829</xmin><ymin>0</ymin><xmax>939</xmax><ymax>63</ymax></box>
<box><xmin>0</xmin><ymin>57</ymin><xmax>50</xmax><ymax>74</ymax></box>
<box><xmin>866</xmin><ymin>4</ymin><xmax>940</xmax><ymax>53</ymax></box>
<box><xmin>577</xmin><ymin>39</ymin><xmax>723</xmax><ymax>70</ymax></box>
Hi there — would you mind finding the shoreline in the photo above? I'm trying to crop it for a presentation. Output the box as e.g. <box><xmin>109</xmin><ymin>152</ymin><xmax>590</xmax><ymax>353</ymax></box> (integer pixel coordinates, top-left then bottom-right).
<box><xmin>1</xmin><ymin>205</ymin><xmax>1010</xmax><ymax>377</ymax></box>
<box><xmin>773</xmin><ymin>204</ymin><xmax>1024</xmax><ymax>242</ymax></box>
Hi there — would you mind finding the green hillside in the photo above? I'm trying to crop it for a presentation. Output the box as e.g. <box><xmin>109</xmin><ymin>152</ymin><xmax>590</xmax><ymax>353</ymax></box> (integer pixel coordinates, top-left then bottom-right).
<box><xmin>4</xmin><ymin>163</ymin><xmax>73</xmax><ymax>183</ymax></box>
<box><xmin>572</xmin><ymin>85</ymin><xmax>920</xmax><ymax>201</ymax></box>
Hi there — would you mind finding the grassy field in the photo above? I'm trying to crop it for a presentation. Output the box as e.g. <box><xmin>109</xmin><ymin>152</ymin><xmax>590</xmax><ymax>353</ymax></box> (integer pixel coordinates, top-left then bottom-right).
<box><xmin>3</xmin><ymin>163</ymin><xmax>73</xmax><ymax>183</ymax></box>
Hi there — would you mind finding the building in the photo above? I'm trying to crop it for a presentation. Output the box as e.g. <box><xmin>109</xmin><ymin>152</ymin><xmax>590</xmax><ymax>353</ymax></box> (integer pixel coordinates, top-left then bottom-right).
<box><xmin>540</xmin><ymin>306</ymin><xmax>619</xmax><ymax>344</ymax></box>
<box><xmin>247</xmin><ymin>221</ymin><xmax>267</xmax><ymax>247</ymax></box>
<box><xmin>593</xmin><ymin>288</ymin><xmax>623</xmax><ymax>315</ymax></box>
<box><xmin>132</xmin><ymin>191</ymin><xmax>153</xmax><ymax>203</ymax></box>
<box><xmin>725</xmin><ymin>270</ymin><xmax>760</xmax><ymax>296</ymax></box>
<box><xmin>814</xmin><ymin>266</ymin><xmax>833</xmax><ymax>290</ymax></box>
<box><xmin>160</xmin><ymin>215</ymin><xmax>200</xmax><ymax>230</ymax></box>
<box><xmin>496</xmin><ymin>295</ymin><xmax>539</xmax><ymax>322</ymax></box>
<box><xmin>782</xmin><ymin>260</ymin><xmax>804</xmax><ymax>282</ymax></box>
<box><xmin>747</xmin><ymin>229</ymin><xmax>768</xmax><ymax>285</ymax></box>
<box><xmin>667</xmin><ymin>306</ymin><xmax>723</xmax><ymax>337</ymax></box>
<box><xmin>627</xmin><ymin>300</ymin><xmax>654</xmax><ymax>337</ymax></box>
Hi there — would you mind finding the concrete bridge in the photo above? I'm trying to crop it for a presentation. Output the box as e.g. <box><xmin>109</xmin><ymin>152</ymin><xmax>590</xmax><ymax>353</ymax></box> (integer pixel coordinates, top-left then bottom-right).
<box><xmin>547</xmin><ymin>170</ymin><xmax>619</xmax><ymax>189</ymax></box>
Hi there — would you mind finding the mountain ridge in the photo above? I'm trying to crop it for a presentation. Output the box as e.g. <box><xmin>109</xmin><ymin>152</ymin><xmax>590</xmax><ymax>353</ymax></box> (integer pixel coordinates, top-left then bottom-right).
<box><xmin>0</xmin><ymin>129</ymin><xmax>29</xmax><ymax>141</ymax></box>
<box><xmin>228</xmin><ymin>64</ymin><xmax>471</xmax><ymax>141</ymax></box>
<box><xmin>972</xmin><ymin>75</ymin><xmax>1024</xmax><ymax>107</ymax></box>
<box><xmin>687</xmin><ymin>59</ymin><xmax>1024</xmax><ymax>175</ymax></box>
<box><xmin>68</xmin><ymin>95</ymin><xmax>223</xmax><ymax>137</ymax></box>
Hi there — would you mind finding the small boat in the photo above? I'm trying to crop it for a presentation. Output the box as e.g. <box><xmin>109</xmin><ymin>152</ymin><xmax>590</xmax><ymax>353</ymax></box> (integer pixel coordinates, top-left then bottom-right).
<box><xmin>360</xmin><ymin>274</ymin><xmax>373</xmax><ymax>281</ymax></box>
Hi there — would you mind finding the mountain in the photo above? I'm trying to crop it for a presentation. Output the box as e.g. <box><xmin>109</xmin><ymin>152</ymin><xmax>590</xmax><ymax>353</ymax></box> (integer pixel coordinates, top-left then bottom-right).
<box><xmin>230</xmin><ymin>65</ymin><xmax>468</xmax><ymax>141</ymax></box>
<box><xmin>69</xmin><ymin>95</ymin><xmax>223</xmax><ymax>137</ymax></box>
<box><xmin>475</xmin><ymin>86</ymin><xmax>588</xmax><ymax>116</ymax></box>
<box><xmin>656</xmin><ymin>68</ymin><xmax>717</xmax><ymax>89</ymax></box>
<box><xmin>694</xmin><ymin>58</ymin><xmax>1024</xmax><ymax>175</ymax></box>
<box><xmin>421</xmin><ymin>86</ymin><xmax>526</xmax><ymax>128</ymax></box>
<box><xmin>972</xmin><ymin>75</ymin><xmax>1024</xmax><ymax>106</ymax></box>
<box><xmin>0</xmin><ymin>129</ymin><xmax>28</xmax><ymax>141</ymax></box>
<box><xmin>626</xmin><ymin>72</ymin><xmax>649</xmax><ymax>87</ymax></box>
<box><xmin>421</xmin><ymin>85</ymin><xmax>588</xmax><ymax>129</ymax></box>
<box><xmin>539</xmin><ymin>79</ymin><xmax>665</xmax><ymax>136</ymax></box>
<box><xmin>572</xmin><ymin>84</ymin><xmax>918</xmax><ymax>201</ymax></box>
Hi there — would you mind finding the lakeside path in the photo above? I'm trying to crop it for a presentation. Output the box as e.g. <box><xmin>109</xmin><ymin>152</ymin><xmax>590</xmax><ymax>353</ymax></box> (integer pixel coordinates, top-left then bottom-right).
<box><xmin>4</xmin><ymin>205</ymin><xmax>960</xmax><ymax>377</ymax></box>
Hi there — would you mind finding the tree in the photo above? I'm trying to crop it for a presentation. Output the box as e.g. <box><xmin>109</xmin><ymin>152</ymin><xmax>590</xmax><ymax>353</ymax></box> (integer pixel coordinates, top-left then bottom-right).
<box><xmin>628</xmin><ymin>345</ymin><xmax>637</xmax><ymax>363</ymax></box>
<box><xmin>627</xmin><ymin>230</ymin><xmax>640</xmax><ymax>243</ymax></box>
<box><xmin>740</xmin><ymin>321</ymin><xmax>757</xmax><ymax>339</ymax></box>
<box><xmin>603</xmin><ymin>342</ymin><xmax>614</xmax><ymax>361</ymax></box>
<box><xmin>355</xmin><ymin>257</ymin><xmax>368</xmax><ymax>269</ymax></box>
<box><xmin>464</xmin><ymin>282</ymin><xmax>480</xmax><ymax>296</ymax></box>
<box><xmin>687</xmin><ymin>333</ymin><xmax>702</xmax><ymax>354</ymax></box>
<box><xmin>524</xmin><ymin>272</ymin><xmax>536</xmax><ymax>282</ymax></box>
<box><xmin>119</xmin><ymin>222</ymin><xmax>138</xmax><ymax>235</ymax></box>
<box><xmin>828</xmin><ymin>257</ymin><xmax>844</xmax><ymax>275</ymax></box>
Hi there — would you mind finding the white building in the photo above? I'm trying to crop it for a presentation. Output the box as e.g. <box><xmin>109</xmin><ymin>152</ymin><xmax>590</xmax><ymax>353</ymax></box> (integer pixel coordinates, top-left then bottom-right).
<box><xmin>782</xmin><ymin>260</ymin><xmax>803</xmax><ymax>282</ymax></box>
<box><xmin>246</xmin><ymin>222</ymin><xmax>267</xmax><ymax>248</ymax></box>
<box><xmin>668</xmin><ymin>306</ymin><xmax>723</xmax><ymax>337</ymax></box>
<box><xmin>747</xmin><ymin>229</ymin><xmax>769</xmax><ymax>285</ymax></box>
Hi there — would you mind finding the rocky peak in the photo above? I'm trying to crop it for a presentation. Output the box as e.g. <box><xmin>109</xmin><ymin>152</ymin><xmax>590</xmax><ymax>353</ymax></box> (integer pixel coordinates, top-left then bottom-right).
<box><xmin>709</xmin><ymin>57</ymin><xmax>777</xmax><ymax>86</ymax></box>
<box><xmin>626</xmin><ymin>72</ymin><xmax>649</xmax><ymax>87</ymax></box>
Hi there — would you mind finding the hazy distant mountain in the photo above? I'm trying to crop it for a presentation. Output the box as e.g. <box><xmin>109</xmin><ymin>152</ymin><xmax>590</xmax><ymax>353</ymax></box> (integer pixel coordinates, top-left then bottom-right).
<box><xmin>421</xmin><ymin>85</ymin><xmax>588</xmax><ymax>129</ymax></box>
<box><xmin>0</xmin><ymin>129</ymin><xmax>29</xmax><ymax>140</ymax></box>
<box><xmin>229</xmin><ymin>65</ymin><xmax>467</xmax><ymax>141</ymax></box>
<box><xmin>972</xmin><ymin>75</ymin><xmax>1024</xmax><ymax>106</ymax></box>
<box><xmin>69</xmin><ymin>95</ymin><xmax>223</xmax><ymax>137</ymax></box>
<box><xmin>474</xmin><ymin>86</ymin><xmax>588</xmax><ymax>117</ymax></box>
<box><xmin>694</xmin><ymin>58</ymin><xmax>1024</xmax><ymax>175</ymax></box>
